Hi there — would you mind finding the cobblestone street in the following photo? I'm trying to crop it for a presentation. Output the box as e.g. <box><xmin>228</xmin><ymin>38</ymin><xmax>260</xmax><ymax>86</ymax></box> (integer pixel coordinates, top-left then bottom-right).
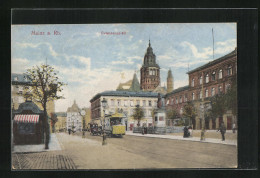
<box><xmin>12</xmin><ymin>151</ymin><xmax>76</xmax><ymax>169</ymax></box>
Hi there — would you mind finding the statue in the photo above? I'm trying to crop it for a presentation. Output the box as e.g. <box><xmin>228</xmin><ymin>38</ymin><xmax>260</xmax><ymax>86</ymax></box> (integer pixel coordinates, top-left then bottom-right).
<box><xmin>157</xmin><ymin>93</ymin><xmax>162</xmax><ymax>109</ymax></box>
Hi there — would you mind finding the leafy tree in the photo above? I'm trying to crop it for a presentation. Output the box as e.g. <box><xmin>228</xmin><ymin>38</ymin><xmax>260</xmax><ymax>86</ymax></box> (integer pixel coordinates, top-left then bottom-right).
<box><xmin>166</xmin><ymin>108</ymin><xmax>179</xmax><ymax>125</ymax></box>
<box><xmin>209</xmin><ymin>93</ymin><xmax>226</xmax><ymax>119</ymax></box>
<box><xmin>225</xmin><ymin>76</ymin><xmax>237</xmax><ymax>117</ymax></box>
<box><xmin>131</xmin><ymin>105</ymin><xmax>144</xmax><ymax>127</ymax></box>
<box><xmin>25</xmin><ymin>64</ymin><xmax>65</xmax><ymax>149</ymax></box>
<box><xmin>183</xmin><ymin>102</ymin><xmax>196</xmax><ymax>126</ymax></box>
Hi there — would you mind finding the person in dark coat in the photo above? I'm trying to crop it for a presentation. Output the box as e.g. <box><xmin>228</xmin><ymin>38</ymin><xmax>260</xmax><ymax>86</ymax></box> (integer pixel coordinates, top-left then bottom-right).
<box><xmin>218</xmin><ymin>122</ymin><xmax>226</xmax><ymax>141</ymax></box>
<box><xmin>68</xmin><ymin>128</ymin><xmax>71</xmax><ymax>135</ymax></box>
<box><xmin>183</xmin><ymin>126</ymin><xmax>189</xmax><ymax>138</ymax></box>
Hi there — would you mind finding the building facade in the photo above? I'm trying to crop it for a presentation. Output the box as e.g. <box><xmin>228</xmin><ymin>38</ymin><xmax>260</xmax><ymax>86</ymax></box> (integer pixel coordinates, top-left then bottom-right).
<box><xmin>165</xmin><ymin>48</ymin><xmax>237</xmax><ymax>130</ymax></box>
<box><xmin>90</xmin><ymin>91</ymin><xmax>158</xmax><ymax>131</ymax></box>
<box><xmin>140</xmin><ymin>40</ymin><xmax>160</xmax><ymax>91</ymax></box>
<box><xmin>11</xmin><ymin>73</ymin><xmax>56</xmax><ymax>132</ymax></box>
<box><xmin>66</xmin><ymin>100</ymin><xmax>83</xmax><ymax>132</ymax></box>
<box><xmin>55</xmin><ymin>112</ymin><xmax>67</xmax><ymax>132</ymax></box>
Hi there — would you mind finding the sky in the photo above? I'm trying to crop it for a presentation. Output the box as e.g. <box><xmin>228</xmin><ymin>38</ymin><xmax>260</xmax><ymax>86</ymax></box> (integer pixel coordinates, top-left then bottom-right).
<box><xmin>11</xmin><ymin>23</ymin><xmax>237</xmax><ymax>112</ymax></box>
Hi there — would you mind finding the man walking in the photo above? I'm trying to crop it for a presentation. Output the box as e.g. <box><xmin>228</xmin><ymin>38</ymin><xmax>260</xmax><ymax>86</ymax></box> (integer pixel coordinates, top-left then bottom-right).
<box><xmin>218</xmin><ymin>122</ymin><xmax>226</xmax><ymax>141</ymax></box>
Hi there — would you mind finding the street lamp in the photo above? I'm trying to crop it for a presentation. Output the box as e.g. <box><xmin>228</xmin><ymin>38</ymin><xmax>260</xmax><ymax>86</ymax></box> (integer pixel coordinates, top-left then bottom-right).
<box><xmin>101</xmin><ymin>98</ymin><xmax>108</xmax><ymax>145</ymax></box>
<box><xmin>80</xmin><ymin>109</ymin><xmax>86</xmax><ymax>138</ymax></box>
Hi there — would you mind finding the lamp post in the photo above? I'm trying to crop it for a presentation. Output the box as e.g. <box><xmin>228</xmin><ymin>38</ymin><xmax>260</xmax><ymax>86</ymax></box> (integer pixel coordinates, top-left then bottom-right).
<box><xmin>81</xmin><ymin>109</ymin><xmax>86</xmax><ymax>138</ymax></box>
<box><xmin>101</xmin><ymin>98</ymin><xmax>108</xmax><ymax>145</ymax></box>
<box><xmin>200</xmin><ymin>72</ymin><xmax>205</xmax><ymax>141</ymax></box>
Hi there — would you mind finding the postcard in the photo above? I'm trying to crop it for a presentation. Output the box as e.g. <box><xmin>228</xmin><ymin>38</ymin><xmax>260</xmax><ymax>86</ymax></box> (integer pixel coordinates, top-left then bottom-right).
<box><xmin>11</xmin><ymin>23</ymin><xmax>238</xmax><ymax>169</ymax></box>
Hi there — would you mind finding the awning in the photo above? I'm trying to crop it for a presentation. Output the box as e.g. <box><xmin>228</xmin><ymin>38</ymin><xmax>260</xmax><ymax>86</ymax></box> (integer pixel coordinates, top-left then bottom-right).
<box><xmin>14</xmin><ymin>114</ymin><xmax>40</xmax><ymax>123</ymax></box>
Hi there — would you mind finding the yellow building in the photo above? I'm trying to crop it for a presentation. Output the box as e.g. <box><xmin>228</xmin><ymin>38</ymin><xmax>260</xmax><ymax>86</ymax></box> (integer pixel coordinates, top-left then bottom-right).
<box><xmin>55</xmin><ymin>112</ymin><xmax>67</xmax><ymax>132</ymax></box>
<box><xmin>90</xmin><ymin>90</ymin><xmax>158</xmax><ymax>131</ymax></box>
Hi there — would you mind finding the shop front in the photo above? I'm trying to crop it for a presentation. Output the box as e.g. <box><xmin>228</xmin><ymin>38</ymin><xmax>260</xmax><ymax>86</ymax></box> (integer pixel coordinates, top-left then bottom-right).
<box><xmin>12</xmin><ymin>101</ymin><xmax>44</xmax><ymax>145</ymax></box>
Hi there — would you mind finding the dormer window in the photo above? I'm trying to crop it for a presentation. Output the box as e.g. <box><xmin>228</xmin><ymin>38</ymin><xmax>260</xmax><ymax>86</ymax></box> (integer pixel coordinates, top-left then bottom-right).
<box><xmin>14</xmin><ymin>77</ymin><xmax>18</xmax><ymax>81</ymax></box>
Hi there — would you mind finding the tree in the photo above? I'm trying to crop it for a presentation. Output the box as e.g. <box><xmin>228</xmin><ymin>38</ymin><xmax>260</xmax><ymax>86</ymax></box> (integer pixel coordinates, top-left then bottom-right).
<box><xmin>225</xmin><ymin>76</ymin><xmax>237</xmax><ymax>118</ymax></box>
<box><xmin>166</xmin><ymin>108</ymin><xmax>179</xmax><ymax>126</ymax></box>
<box><xmin>25</xmin><ymin>64</ymin><xmax>65</xmax><ymax>149</ymax></box>
<box><xmin>209</xmin><ymin>93</ymin><xmax>226</xmax><ymax>119</ymax></box>
<box><xmin>183</xmin><ymin>102</ymin><xmax>196</xmax><ymax>126</ymax></box>
<box><xmin>131</xmin><ymin>105</ymin><xmax>144</xmax><ymax>127</ymax></box>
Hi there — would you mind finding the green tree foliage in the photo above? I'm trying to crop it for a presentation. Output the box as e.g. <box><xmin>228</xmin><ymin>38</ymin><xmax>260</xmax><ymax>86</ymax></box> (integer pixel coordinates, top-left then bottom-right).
<box><xmin>25</xmin><ymin>64</ymin><xmax>66</xmax><ymax>149</ymax></box>
<box><xmin>225</xmin><ymin>76</ymin><xmax>237</xmax><ymax>116</ymax></box>
<box><xmin>131</xmin><ymin>105</ymin><xmax>144</xmax><ymax>127</ymax></box>
<box><xmin>183</xmin><ymin>102</ymin><xmax>196</xmax><ymax>125</ymax></box>
<box><xmin>166</xmin><ymin>108</ymin><xmax>179</xmax><ymax>124</ymax></box>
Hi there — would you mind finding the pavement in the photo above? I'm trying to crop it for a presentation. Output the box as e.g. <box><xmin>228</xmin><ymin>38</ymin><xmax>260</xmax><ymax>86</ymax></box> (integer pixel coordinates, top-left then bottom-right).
<box><xmin>125</xmin><ymin>130</ymin><xmax>237</xmax><ymax>146</ymax></box>
<box><xmin>13</xmin><ymin>133</ymin><xmax>62</xmax><ymax>153</ymax></box>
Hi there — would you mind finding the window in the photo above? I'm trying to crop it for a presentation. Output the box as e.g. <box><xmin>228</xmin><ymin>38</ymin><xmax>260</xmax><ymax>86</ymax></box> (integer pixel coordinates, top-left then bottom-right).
<box><xmin>219</xmin><ymin>69</ymin><xmax>223</xmax><ymax>79</ymax></box>
<box><xmin>218</xmin><ymin>86</ymin><xmax>222</xmax><ymax>93</ymax></box>
<box><xmin>130</xmin><ymin>100</ymin><xmax>134</xmax><ymax>107</ymax></box>
<box><xmin>148</xmin><ymin>110</ymin><xmax>152</xmax><ymax>116</ymax></box>
<box><xmin>191</xmin><ymin>78</ymin><xmax>195</xmax><ymax>87</ymax></box>
<box><xmin>137</xmin><ymin>100</ymin><xmax>140</xmax><ymax>106</ymax></box>
<box><xmin>212</xmin><ymin>71</ymin><xmax>216</xmax><ymax>81</ymax></box>
<box><xmin>199</xmin><ymin>76</ymin><xmax>202</xmax><ymax>85</ymax></box>
<box><xmin>205</xmin><ymin>74</ymin><xmax>209</xmax><ymax>83</ymax></box>
<box><xmin>123</xmin><ymin>100</ymin><xmax>128</xmax><ymax>106</ymax></box>
<box><xmin>192</xmin><ymin>93</ymin><xmax>195</xmax><ymax>100</ymax></box>
<box><xmin>175</xmin><ymin>97</ymin><xmax>178</xmax><ymax>104</ymax></box>
<box><xmin>179</xmin><ymin>96</ymin><xmax>182</xmax><ymax>103</ymax></box>
<box><xmin>117</xmin><ymin>100</ymin><xmax>121</xmax><ymax>107</ymax></box>
<box><xmin>171</xmin><ymin>98</ymin><xmax>174</xmax><ymax>105</ymax></box>
<box><xmin>143</xmin><ymin>100</ymin><xmax>146</xmax><ymax>107</ymax></box>
<box><xmin>211</xmin><ymin>87</ymin><xmax>215</xmax><ymax>96</ymax></box>
<box><xmin>227</xmin><ymin>65</ymin><xmax>233</xmax><ymax>76</ymax></box>
<box><xmin>199</xmin><ymin>90</ymin><xmax>202</xmax><ymax>99</ymax></box>
<box><xmin>166</xmin><ymin>99</ymin><xmax>169</xmax><ymax>105</ymax></box>
<box><xmin>226</xmin><ymin>84</ymin><xmax>231</xmax><ymax>92</ymax></box>
<box><xmin>149</xmin><ymin>70</ymin><xmax>152</xmax><ymax>75</ymax></box>
<box><xmin>148</xmin><ymin>100</ymin><xmax>152</xmax><ymax>107</ymax></box>
<box><xmin>185</xmin><ymin>94</ymin><xmax>188</xmax><ymax>102</ymax></box>
<box><xmin>154</xmin><ymin>100</ymin><xmax>157</xmax><ymax>106</ymax></box>
<box><xmin>14</xmin><ymin>77</ymin><xmax>18</xmax><ymax>81</ymax></box>
<box><xmin>111</xmin><ymin>99</ymin><xmax>115</xmax><ymax>106</ymax></box>
<box><xmin>205</xmin><ymin>89</ymin><xmax>209</xmax><ymax>97</ymax></box>
<box><xmin>180</xmin><ymin>107</ymin><xmax>183</xmax><ymax>115</ymax></box>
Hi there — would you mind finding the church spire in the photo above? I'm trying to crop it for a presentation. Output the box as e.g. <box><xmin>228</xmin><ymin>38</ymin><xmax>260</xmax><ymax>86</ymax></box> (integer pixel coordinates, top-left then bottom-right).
<box><xmin>149</xmin><ymin>38</ymin><xmax>151</xmax><ymax>47</ymax></box>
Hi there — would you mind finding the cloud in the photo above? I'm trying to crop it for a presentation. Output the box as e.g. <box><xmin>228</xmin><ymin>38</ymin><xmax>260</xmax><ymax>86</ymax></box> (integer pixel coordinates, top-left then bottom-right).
<box><xmin>11</xmin><ymin>58</ymin><xmax>30</xmax><ymax>73</ymax></box>
<box><xmin>180</xmin><ymin>41</ymin><xmax>212</xmax><ymax>59</ymax></box>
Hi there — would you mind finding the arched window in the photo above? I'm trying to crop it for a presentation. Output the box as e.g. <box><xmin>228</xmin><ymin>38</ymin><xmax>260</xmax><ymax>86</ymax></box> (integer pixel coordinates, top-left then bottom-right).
<box><xmin>205</xmin><ymin>89</ymin><xmax>208</xmax><ymax>97</ymax></box>
<box><xmin>191</xmin><ymin>78</ymin><xmax>195</xmax><ymax>87</ymax></box>
<box><xmin>166</xmin><ymin>99</ymin><xmax>169</xmax><ymax>105</ymax></box>
<box><xmin>219</xmin><ymin>69</ymin><xmax>223</xmax><ymax>79</ymax></box>
<box><xmin>227</xmin><ymin>65</ymin><xmax>233</xmax><ymax>76</ymax></box>
<box><xmin>175</xmin><ymin>97</ymin><xmax>178</xmax><ymax>104</ymax></box>
<box><xmin>199</xmin><ymin>76</ymin><xmax>202</xmax><ymax>85</ymax></box>
<box><xmin>211</xmin><ymin>87</ymin><xmax>215</xmax><ymax>96</ymax></box>
<box><xmin>192</xmin><ymin>93</ymin><xmax>195</xmax><ymax>100</ymax></box>
<box><xmin>180</xmin><ymin>107</ymin><xmax>183</xmax><ymax>115</ymax></box>
<box><xmin>179</xmin><ymin>96</ymin><xmax>182</xmax><ymax>103</ymax></box>
<box><xmin>171</xmin><ymin>98</ymin><xmax>174</xmax><ymax>105</ymax></box>
<box><xmin>205</xmin><ymin>74</ymin><xmax>209</xmax><ymax>83</ymax></box>
<box><xmin>211</xmin><ymin>71</ymin><xmax>216</xmax><ymax>81</ymax></box>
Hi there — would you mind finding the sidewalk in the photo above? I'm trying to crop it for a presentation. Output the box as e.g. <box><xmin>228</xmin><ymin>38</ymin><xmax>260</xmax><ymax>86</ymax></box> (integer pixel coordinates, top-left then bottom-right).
<box><xmin>13</xmin><ymin>133</ymin><xmax>62</xmax><ymax>153</ymax></box>
<box><xmin>125</xmin><ymin>131</ymin><xmax>237</xmax><ymax>146</ymax></box>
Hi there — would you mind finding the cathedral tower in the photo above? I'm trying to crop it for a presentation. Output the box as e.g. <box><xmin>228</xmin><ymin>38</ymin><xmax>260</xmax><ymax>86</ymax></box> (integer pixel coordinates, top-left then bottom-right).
<box><xmin>167</xmin><ymin>69</ymin><xmax>173</xmax><ymax>93</ymax></box>
<box><xmin>140</xmin><ymin>40</ymin><xmax>160</xmax><ymax>91</ymax></box>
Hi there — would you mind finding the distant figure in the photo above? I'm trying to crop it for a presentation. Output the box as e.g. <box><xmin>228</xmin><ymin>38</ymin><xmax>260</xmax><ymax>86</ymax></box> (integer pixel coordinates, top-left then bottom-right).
<box><xmin>68</xmin><ymin>128</ymin><xmax>71</xmax><ymax>135</ymax></box>
<box><xmin>188</xmin><ymin>126</ymin><xmax>193</xmax><ymax>137</ymax></box>
<box><xmin>218</xmin><ymin>122</ymin><xmax>226</xmax><ymax>141</ymax></box>
<box><xmin>232</xmin><ymin>123</ymin><xmax>236</xmax><ymax>133</ymax></box>
<box><xmin>183</xmin><ymin>126</ymin><xmax>189</xmax><ymax>138</ymax></box>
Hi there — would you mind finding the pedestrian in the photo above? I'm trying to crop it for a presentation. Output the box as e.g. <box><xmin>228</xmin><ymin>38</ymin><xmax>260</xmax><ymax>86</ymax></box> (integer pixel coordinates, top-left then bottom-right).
<box><xmin>217</xmin><ymin>122</ymin><xmax>226</xmax><ymax>141</ymax></box>
<box><xmin>183</xmin><ymin>126</ymin><xmax>189</xmax><ymax>138</ymax></box>
<box><xmin>188</xmin><ymin>126</ymin><xmax>193</xmax><ymax>137</ymax></box>
<box><xmin>232</xmin><ymin>123</ymin><xmax>236</xmax><ymax>133</ymax></box>
<box><xmin>68</xmin><ymin>128</ymin><xmax>71</xmax><ymax>135</ymax></box>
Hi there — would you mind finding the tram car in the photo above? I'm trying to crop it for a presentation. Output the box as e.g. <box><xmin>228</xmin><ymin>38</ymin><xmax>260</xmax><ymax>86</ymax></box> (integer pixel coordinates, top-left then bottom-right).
<box><xmin>104</xmin><ymin>113</ymin><xmax>126</xmax><ymax>137</ymax></box>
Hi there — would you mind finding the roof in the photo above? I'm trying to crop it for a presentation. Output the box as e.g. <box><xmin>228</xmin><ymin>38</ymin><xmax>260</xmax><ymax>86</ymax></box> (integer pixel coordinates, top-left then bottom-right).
<box><xmin>67</xmin><ymin>100</ymin><xmax>80</xmax><ymax>113</ymax></box>
<box><xmin>90</xmin><ymin>90</ymin><xmax>160</xmax><ymax>102</ymax></box>
<box><xmin>55</xmin><ymin>112</ymin><xmax>67</xmax><ymax>117</ymax></box>
<box><xmin>116</xmin><ymin>80</ymin><xmax>132</xmax><ymax>91</ymax></box>
<box><xmin>129</xmin><ymin>73</ymin><xmax>141</xmax><ymax>92</ymax></box>
<box><xmin>187</xmin><ymin>48</ymin><xmax>237</xmax><ymax>74</ymax></box>
<box><xmin>165</xmin><ymin>85</ymin><xmax>189</xmax><ymax>97</ymax></box>
<box><xmin>11</xmin><ymin>73</ymin><xmax>31</xmax><ymax>84</ymax></box>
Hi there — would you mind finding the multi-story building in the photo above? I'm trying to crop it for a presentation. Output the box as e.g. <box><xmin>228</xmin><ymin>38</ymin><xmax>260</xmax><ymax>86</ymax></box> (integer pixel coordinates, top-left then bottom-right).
<box><xmin>55</xmin><ymin>112</ymin><xmax>67</xmax><ymax>132</ymax></box>
<box><xmin>90</xmin><ymin>90</ymin><xmax>158</xmax><ymax>131</ymax></box>
<box><xmin>66</xmin><ymin>100</ymin><xmax>82</xmax><ymax>132</ymax></box>
<box><xmin>140</xmin><ymin>40</ymin><xmax>161</xmax><ymax>91</ymax></box>
<box><xmin>165</xmin><ymin>48</ymin><xmax>237</xmax><ymax>130</ymax></box>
